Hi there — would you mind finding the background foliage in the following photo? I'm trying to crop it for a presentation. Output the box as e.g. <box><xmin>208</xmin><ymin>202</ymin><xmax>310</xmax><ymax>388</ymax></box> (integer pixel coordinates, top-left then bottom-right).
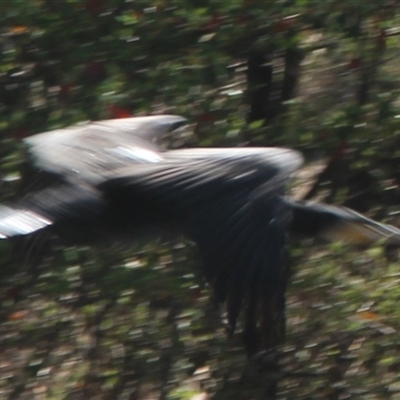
<box><xmin>2</xmin><ymin>1</ymin><xmax>400</xmax><ymax>399</ymax></box>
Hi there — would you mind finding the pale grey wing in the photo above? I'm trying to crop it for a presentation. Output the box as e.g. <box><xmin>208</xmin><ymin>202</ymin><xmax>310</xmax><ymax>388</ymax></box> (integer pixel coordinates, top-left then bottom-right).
<box><xmin>100</xmin><ymin>147</ymin><xmax>302</xmax><ymax>352</ymax></box>
<box><xmin>24</xmin><ymin>115</ymin><xmax>187</xmax><ymax>185</ymax></box>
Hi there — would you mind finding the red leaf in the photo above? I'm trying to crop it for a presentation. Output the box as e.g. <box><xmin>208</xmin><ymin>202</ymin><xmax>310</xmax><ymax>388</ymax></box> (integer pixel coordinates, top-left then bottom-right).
<box><xmin>8</xmin><ymin>311</ymin><xmax>28</xmax><ymax>321</ymax></box>
<box><xmin>108</xmin><ymin>105</ymin><xmax>133</xmax><ymax>119</ymax></box>
<box><xmin>203</xmin><ymin>13</ymin><xmax>221</xmax><ymax>32</ymax></box>
<box><xmin>60</xmin><ymin>84</ymin><xmax>74</xmax><ymax>97</ymax></box>
<box><xmin>348</xmin><ymin>58</ymin><xmax>361</xmax><ymax>70</ymax></box>
<box><xmin>357</xmin><ymin>311</ymin><xmax>380</xmax><ymax>320</ymax></box>
<box><xmin>14</xmin><ymin>128</ymin><xmax>29</xmax><ymax>140</ymax></box>
<box><xmin>197</xmin><ymin>112</ymin><xmax>215</xmax><ymax>124</ymax></box>
<box><xmin>87</xmin><ymin>0</ymin><xmax>104</xmax><ymax>15</ymax></box>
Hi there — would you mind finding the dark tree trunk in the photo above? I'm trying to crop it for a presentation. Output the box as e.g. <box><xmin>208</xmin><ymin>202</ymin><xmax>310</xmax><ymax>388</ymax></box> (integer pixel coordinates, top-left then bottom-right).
<box><xmin>281</xmin><ymin>47</ymin><xmax>303</xmax><ymax>102</ymax></box>
<box><xmin>247</xmin><ymin>48</ymin><xmax>274</xmax><ymax>123</ymax></box>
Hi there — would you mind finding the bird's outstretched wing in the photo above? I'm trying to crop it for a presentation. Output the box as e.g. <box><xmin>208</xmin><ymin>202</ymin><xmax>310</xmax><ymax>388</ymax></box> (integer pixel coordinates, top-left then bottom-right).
<box><xmin>0</xmin><ymin>115</ymin><xmax>187</xmax><ymax>237</ymax></box>
<box><xmin>24</xmin><ymin>115</ymin><xmax>187</xmax><ymax>185</ymax></box>
<box><xmin>100</xmin><ymin>147</ymin><xmax>303</xmax><ymax>352</ymax></box>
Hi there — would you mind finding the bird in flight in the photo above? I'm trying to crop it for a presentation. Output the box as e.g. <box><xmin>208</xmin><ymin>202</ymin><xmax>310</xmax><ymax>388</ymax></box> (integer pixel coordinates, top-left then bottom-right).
<box><xmin>1</xmin><ymin>115</ymin><xmax>399</xmax><ymax>354</ymax></box>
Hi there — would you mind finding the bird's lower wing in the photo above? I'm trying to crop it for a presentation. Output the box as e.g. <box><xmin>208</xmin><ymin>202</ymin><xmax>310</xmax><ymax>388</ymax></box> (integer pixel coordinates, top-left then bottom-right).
<box><xmin>188</xmin><ymin>183</ymin><xmax>290</xmax><ymax>353</ymax></box>
<box><xmin>0</xmin><ymin>183</ymin><xmax>104</xmax><ymax>239</ymax></box>
<box><xmin>100</xmin><ymin>153</ymin><xmax>295</xmax><ymax>353</ymax></box>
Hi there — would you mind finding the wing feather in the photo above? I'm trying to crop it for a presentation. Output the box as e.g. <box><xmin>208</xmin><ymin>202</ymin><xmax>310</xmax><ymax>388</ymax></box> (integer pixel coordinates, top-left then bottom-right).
<box><xmin>0</xmin><ymin>206</ymin><xmax>51</xmax><ymax>238</ymax></box>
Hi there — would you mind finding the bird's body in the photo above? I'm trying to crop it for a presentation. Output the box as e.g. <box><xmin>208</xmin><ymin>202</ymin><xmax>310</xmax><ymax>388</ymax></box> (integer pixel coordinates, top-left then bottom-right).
<box><xmin>1</xmin><ymin>115</ymin><xmax>400</xmax><ymax>353</ymax></box>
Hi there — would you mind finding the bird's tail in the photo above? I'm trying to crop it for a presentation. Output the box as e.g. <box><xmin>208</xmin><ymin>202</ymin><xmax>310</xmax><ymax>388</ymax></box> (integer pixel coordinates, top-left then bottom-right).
<box><xmin>289</xmin><ymin>200</ymin><xmax>400</xmax><ymax>246</ymax></box>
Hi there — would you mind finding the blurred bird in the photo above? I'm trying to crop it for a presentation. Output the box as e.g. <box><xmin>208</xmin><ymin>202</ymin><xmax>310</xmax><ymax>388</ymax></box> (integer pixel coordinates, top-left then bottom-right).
<box><xmin>1</xmin><ymin>115</ymin><xmax>400</xmax><ymax>354</ymax></box>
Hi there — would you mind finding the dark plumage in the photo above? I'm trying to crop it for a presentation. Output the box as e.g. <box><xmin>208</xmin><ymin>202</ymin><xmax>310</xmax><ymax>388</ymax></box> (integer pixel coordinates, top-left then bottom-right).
<box><xmin>1</xmin><ymin>115</ymin><xmax>399</xmax><ymax>353</ymax></box>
